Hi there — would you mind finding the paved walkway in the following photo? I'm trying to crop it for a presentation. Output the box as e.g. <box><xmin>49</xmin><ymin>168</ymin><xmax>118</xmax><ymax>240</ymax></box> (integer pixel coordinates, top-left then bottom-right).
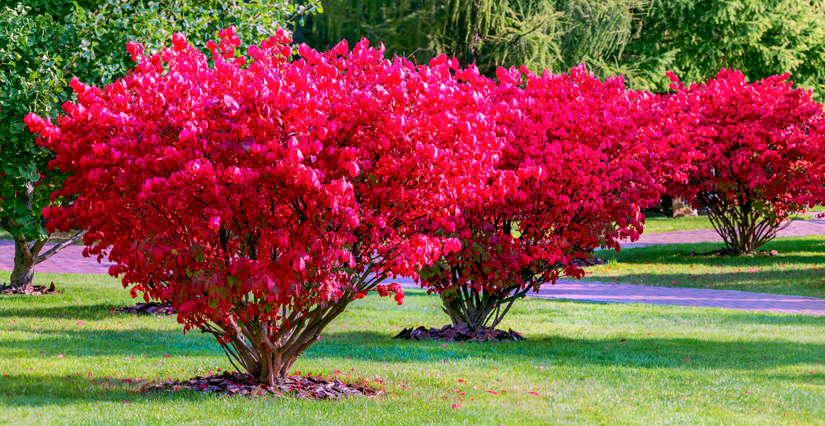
<box><xmin>2</xmin><ymin>229</ymin><xmax>825</xmax><ymax>316</ymax></box>
<box><xmin>388</xmin><ymin>277</ymin><xmax>825</xmax><ymax>316</ymax></box>
<box><xmin>0</xmin><ymin>241</ymin><xmax>114</xmax><ymax>275</ymax></box>
<box><xmin>622</xmin><ymin>218</ymin><xmax>825</xmax><ymax>248</ymax></box>
<box><xmin>534</xmin><ymin>280</ymin><xmax>825</xmax><ymax>316</ymax></box>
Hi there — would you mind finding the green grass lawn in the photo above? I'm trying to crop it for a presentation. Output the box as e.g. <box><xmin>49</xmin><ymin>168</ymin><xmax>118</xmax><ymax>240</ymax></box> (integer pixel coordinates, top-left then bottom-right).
<box><xmin>642</xmin><ymin>213</ymin><xmax>817</xmax><ymax>234</ymax></box>
<box><xmin>0</xmin><ymin>272</ymin><xmax>822</xmax><ymax>424</ymax></box>
<box><xmin>642</xmin><ymin>215</ymin><xmax>715</xmax><ymax>234</ymax></box>
<box><xmin>587</xmin><ymin>236</ymin><xmax>825</xmax><ymax>298</ymax></box>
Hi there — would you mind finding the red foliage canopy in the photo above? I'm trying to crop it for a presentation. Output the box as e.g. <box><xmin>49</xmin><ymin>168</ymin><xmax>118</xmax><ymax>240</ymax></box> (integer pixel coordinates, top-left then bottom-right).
<box><xmin>418</xmin><ymin>65</ymin><xmax>663</xmax><ymax>329</ymax></box>
<box><xmin>661</xmin><ymin>69</ymin><xmax>825</xmax><ymax>252</ymax></box>
<box><xmin>26</xmin><ymin>29</ymin><xmax>501</xmax><ymax>382</ymax></box>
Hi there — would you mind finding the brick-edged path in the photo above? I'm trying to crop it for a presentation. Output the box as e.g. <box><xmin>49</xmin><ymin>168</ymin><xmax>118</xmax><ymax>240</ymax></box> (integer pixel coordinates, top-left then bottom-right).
<box><xmin>622</xmin><ymin>218</ymin><xmax>825</xmax><ymax>248</ymax></box>
<box><xmin>0</xmin><ymin>241</ymin><xmax>114</xmax><ymax>275</ymax></box>
<box><xmin>3</xmin><ymin>236</ymin><xmax>824</xmax><ymax>316</ymax></box>
<box><xmin>389</xmin><ymin>277</ymin><xmax>825</xmax><ymax>316</ymax></box>
<box><xmin>534</xmin><ymin>280</ymin><xmax>825</xmax><ymax>316</ymax></box>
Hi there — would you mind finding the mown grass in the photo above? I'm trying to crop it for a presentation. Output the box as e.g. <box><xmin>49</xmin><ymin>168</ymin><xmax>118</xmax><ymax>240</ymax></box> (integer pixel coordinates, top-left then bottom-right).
<box><xmin>587</xmin><ymin>236</ymin><xmax>825</xmax><ymax>298</ymax></box>
<box><xmin>642</xmin><ymin>215</ymin><xmax>715</xmax><ymax>234</ymax></box>
<box><xmin>642</xmin><ymin>213</ymin><xmax>818</xmax><ymax>234</ymax></box>
<box><xmin>0</xmin><ymin>272</ymin><xmax>822</xmax><ymax>424</ymax></box>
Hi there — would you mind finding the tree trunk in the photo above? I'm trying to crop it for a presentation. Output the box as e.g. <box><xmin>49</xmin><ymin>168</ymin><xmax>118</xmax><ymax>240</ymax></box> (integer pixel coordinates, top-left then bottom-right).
<box><xmin>9</xmin><ymin>239</ymin><xmax>35</xmax><ymax>290</ymax></box>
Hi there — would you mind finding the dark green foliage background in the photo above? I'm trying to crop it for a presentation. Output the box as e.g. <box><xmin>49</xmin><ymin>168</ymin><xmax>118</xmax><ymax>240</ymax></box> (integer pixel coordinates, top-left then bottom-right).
<box><xmin>298</xmin><ymin>0</ymin><xmax>825</xmax><ymax>96</ymax></box>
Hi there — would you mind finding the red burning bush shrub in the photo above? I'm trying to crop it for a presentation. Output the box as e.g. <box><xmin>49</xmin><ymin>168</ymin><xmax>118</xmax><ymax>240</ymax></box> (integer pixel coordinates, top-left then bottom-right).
<box><xmin>662</xmin><ymin>70</ymin><xmax>825</xmax><ymax>254</ymax></box>
<box><xmin>417</xmin><ymin>65</ymin><xmax>663</xmax><ymax>331</ymax></box>
<box><xmin>27</xmin><ymin>29</ymin><xmax>502</xmax><ymax>384</ymax></box>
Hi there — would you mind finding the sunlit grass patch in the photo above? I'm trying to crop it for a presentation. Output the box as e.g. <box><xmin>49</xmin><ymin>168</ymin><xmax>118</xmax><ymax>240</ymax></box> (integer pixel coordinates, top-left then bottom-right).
<box><xmin>0</xmin><ymin>271</ymin><xmax>821</xmax><ymax>424</ymax></box>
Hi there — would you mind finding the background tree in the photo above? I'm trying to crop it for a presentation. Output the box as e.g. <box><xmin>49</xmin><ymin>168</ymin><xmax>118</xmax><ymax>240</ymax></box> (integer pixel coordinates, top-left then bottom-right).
<box><xmin>662</xmin><ymin>70</ymin><xmax>825</xmax><ymax>254</ymax></box>
<box><xmin>619</xmin><ymin>0</ymin><xmax>825</xmax><ymax>96</ymax></box>
<box><xmin>0</xmin><ymin>5</ymin><xmax>86</xmax><ymax>291</ymax></box>
<box><xmin>0</xmin><ymin>1</ymin><xmax>319</xmax><ymax>291</ymax></box>
<box><xmin>299</xmin><ymin>0</ymin><xmax>825</xmax><ymax>98</ymax></box>
<box><xmin>298</xmin><ymin>0</ymin><xmax>643</xmax><ymax>77</ymax></box>
<box><xmin>0</xmin><ymin>0</ymin><xmax>98</xmax><ymax>18</ymax></box>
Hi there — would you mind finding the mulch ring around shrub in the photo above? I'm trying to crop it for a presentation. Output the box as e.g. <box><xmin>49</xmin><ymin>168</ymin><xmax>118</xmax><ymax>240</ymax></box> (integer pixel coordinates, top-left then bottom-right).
<box><xmin>0</xmin><ymin>282</ymin><xmax>57</xmax><ymax>295</ymax></box>
<box><xmin>140</xmin><ymin>371</ymin><xmax>381</xmax><ymax>399</ymax></box>
<box><xmin>394</xmin><ymin>322</ymin><xmax>527</xmax><ymax>342</ymax></box>
<box><xmin>112</xmin><ymin>302</ymin><xmax>177</xmax><ymax>315</ymax></box>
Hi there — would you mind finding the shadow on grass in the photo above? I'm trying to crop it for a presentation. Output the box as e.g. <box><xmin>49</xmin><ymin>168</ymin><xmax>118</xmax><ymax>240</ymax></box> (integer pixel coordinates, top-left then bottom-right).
<box><xmin>3</xmin><ymin>327</ymin><xmax>219</xmax><ymax>358</ymax></box>
<box><xmin>556</xmin><ymin>298</ymin><xmax>825</xmax><ymax>325</ymax></box>
<box><xmin>0</xmin><ymin>373</ymin><xmax>140</xmax><ymax>404</ymax></box>
<box><xmin>0</xmin><ymin>303</ymin><xmax>120</xmax><ymax>321</ymax></box>
<box><xmin>0</xmin><ymin>373</ymin><xmax>229</xmax><ymax>407</ymax></box>
<box><xmin>606</xmin><ymin>237</ymin><xmax>825</xmax><ymax>268</ymax></box>
<box><xmin>313</xmin><ymin>328</ymin><xmax>825</xmax><ymax>373</ymax></box>
<box><xmin>592</xmin><ymin>268</ymin><xmax>825</xmax><ymax>287</ymax></box>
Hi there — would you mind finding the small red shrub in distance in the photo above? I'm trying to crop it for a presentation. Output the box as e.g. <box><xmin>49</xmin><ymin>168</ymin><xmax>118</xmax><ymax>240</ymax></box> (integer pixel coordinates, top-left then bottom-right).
<box><xmin>26</xmin><ymin>29</ymin><xmax>503</xmax><ymax>385</ymax></box>
<box><xmin>662</xmin><ymin>69</ymin><xmax>825</xmax><ymax>254</ymax></box>
<box><xmin>418</xmin><ymin>65</ymin><xmax>663</xmax><ymax>330</ymax></box>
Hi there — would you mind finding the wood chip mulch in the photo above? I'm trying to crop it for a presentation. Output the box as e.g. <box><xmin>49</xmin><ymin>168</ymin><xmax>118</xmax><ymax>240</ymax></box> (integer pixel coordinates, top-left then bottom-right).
<box><xmin>0</xmin><ymin>282</ymin><xmax>57</xmax><ymax>295</ymax></box>
<box><xmin>394</xmin><ymin>322</ymin><xmax>527</xmax><ymax>342</ymax></box>
<box><xmin>112</xmin><ymin>302</ymin><xmax>177</xmax><ymax>315</ymax></box>
<box><xmin>140</xmin><ymin>371</ymin><xmax>381</xmax><ymax>399</ymax></box>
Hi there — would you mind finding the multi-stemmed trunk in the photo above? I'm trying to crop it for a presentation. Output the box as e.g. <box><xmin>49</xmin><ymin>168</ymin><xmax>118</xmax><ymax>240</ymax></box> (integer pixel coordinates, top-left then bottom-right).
<box><xmin>200</xmin><ymin>271</ymin><xmax>385</xmax><ymax>386</ymax></box>
<box><xmin>699</xmin><ymin>191</ymin><xmax>789</xmax><ymax>255</ymax></box>
<box><xmin>440</xmin><ymin>284</ymin><xmax>531</xmax><ymax>331</ymax></box>
<box><xmin>201</xmin><ymin>299</ymin><xmax>354</xmax><ymax>386</ymax></box>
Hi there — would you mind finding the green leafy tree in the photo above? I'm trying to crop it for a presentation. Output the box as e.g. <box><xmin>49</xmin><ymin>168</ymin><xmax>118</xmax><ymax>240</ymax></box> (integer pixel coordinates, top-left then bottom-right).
<box><xmin>0</xmin><ymin>5</ymin><xmax>80</xmax><ymax>290</ymax></box>
<box><xmin>0</xmin><ymin>0</ymin><xmax>320</xmax><ymax>290</ymax></box>
<box><xmin>299</xmin><ymin>0</ymin><xmax>572</xmax><ymax>75</ymax></box>
<box><xmin>302</xmin><ymin>0</ymin><xmax>825</xmax><ymax>97</ymax></box>
<box><xmin>618</xmin><ymin>0</ymin><xmax>825</xmax><ymax>95</ymax></box>
<box><xmin>554</xmin><ymin>0</ymin><xmax>645</xmax><ymax>78</ymax></box>
<box><xmin>0</xmin><ymin>0</ymin><xmax>98</xmax><ymax>18</ymax></box>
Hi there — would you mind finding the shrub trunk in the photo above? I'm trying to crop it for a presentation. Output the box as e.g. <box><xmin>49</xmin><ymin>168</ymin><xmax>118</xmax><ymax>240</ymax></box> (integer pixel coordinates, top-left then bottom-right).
<box><xmin>202</xmin><ymin>298</ymin><xmax>352</xmax><ymax>386</ymax></box>
<box><xmin>440</xmin><ymin>284</ymin><xmax>530</xmax><ymax>331</ymax></box>
<box><xmin>701</xmin><ymin>196</ymin><xmax>788</xmax><ymax>254</ymax></box>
